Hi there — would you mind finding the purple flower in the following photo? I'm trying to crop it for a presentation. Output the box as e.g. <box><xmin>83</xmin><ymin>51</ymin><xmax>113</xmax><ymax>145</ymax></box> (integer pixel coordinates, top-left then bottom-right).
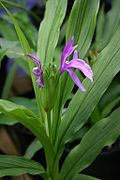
<box><xmin>26</xmin><ymin>54</ymin><xmax>44</xmax><ymax>88</ymax></box>
<box><xmin>60</xmin><ymin>37</ymin><xmax>93</xmax><ymax>92</ymax></box>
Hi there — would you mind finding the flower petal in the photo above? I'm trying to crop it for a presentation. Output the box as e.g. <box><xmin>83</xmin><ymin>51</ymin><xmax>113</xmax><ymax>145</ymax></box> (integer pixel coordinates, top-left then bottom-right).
<box><xmin>25</xmin><ymin>54</ymin><xmax>44</xmax><ymax>88</ymax></box>
<box><xmin>66</xmin><ymin>69</ymin><xmax>86</xmax><ymax>92</ymax></box>
<box><xmin>36</xmin><ymin>76</ymin><xmax>44</xmax><ymax>88</ymax></box>
<box><xmin>32</xmin><ymin>67</ymin><xmax>42</xmax><ymax>76</ymax></box>
<box><xmin>65</xmin><ymin>59</ymin><xmax>93</xmax><ymax>82</ymax></box>
<box><xmin>60</xmin><ymin>37</ymin><xmax>77</xmax><ymax>72</ymax></box>
<box><xmin>26</xmin><ymin>54</ymin><xmax>41</xmax><ymax>67</ymax></box>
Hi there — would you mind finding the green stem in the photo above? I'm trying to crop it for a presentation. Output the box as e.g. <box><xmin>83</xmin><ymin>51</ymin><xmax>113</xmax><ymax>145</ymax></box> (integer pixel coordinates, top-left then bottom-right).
<box><xmin>52</xmin><ymin>159</ymin><xmax>59</xmax><ymax>180</ymax></box>
<box><xmin>47</xmin><ymin>111</ymin><xmax>51</xmax><ymax>137</ymax></box>
<box><xmin>46</xmin><ymin>111</ymin><xmax>60</xmax><ymax>180</ymax></box>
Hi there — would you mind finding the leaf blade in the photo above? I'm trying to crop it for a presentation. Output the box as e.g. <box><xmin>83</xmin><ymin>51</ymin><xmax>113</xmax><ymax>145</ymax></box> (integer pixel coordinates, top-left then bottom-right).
<box><xmin>0</xmin><ymin>155</ymin><xmax>45</xmax><ymax>177</ymax></box>
<box><xmin>58</xmin><ymin>26</ymin><xmax>120</xmax><ymax>147</ymax></box>
<box><xmin>0</xmin><ymin>2</ymin><xmax>45</xmax><ymax>120</ymax></box>
<box><xmin>57</xmin><ymin>0</ymin><xmax>100</xmax><ymax>114</ymax></box>
<box><xmin>60</xmin><ymin>107</ymin><xmax>120</xmax><ymax>180</ymax></box>
<box><xmin>0</xmin><ymin>99</ymin><xmax>54</xmax><ymax>168</ymax></box>
<box><xmin>66</xmin><ymin>0</ymin><xmax>100</xmax><ymax>58</ymax></box>
<box><xmin>37</xmin><ymin>0</ymin><xmax>68</xmax><ymax>64</ymax></box>
<box><xmin>73</xmin><ymin>174</ymin><xmax>100</xmax><ymax>180</ymax></box>
<box><xmin>24</xmin><ymin>138</ymin><xmax>42</xmax><ymax>159</ymax></box>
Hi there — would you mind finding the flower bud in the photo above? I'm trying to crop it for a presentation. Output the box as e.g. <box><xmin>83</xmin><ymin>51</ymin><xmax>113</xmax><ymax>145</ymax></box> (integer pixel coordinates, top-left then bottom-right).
<box><xmin>40</xmin><ymin>64</ymin><xmax>60</xmax><ymax>112</ymax></box>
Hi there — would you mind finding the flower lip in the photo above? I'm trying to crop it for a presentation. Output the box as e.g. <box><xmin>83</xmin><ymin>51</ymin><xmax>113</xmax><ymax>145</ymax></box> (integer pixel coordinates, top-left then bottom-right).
<box><xmin>59</xmin><ymin>37</ymin><xmax>93</xmax><ymax>92</ymax></box>
<box><xmin>65</xmin><ymin>58</ymin><xmax>93</xmax><ymax>82</ymax></box>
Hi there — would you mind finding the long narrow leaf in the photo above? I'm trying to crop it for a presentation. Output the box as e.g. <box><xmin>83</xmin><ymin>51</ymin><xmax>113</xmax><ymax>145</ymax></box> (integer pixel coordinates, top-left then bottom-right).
<box><xmin>0</xmin><ymin>155</ymin><xmax>45</xmax><ymax>177</ymax></box>
<box><xmin>24</xmin><ymin>138</ymin><xmax>42</xmax><ymax>159</ymax></box>
<box><xmin>95</xmin><ymin>0</ymin><xmax>120</xmax><ymax>50</ymax></box>
<box><xmin>58</xmin><ymin>0</ymin><xmax>100</xmax><ymax>112</ymax></box>
<box><xmin>73</xmin><ymin>174</ymin><xmax>99</xmax><ymax>180</ymax></box>
<box><xmin>57</xmin><ymin>26</ymin><xmax>120</xmax><ymax>148</ymax></box>
<box><xmin>37</xmin><ymin>0</ymin><xmax>68</xmax><ymax>64</ymax></box>
<box><xmin>67</xmin><ymin>0</ymin><xmax>100</xmax><ymax>58</ymax></box>
<box><xmin>0</xmin><ymin>2</ymin><xmax>45</xmax><ymax>120</ymax></box>
<box><xmin>0</xmin><ymin>3</ymin><xmax>30</xmax><ymax>54</ymax></box>
<box><xmin>0</xmin><ymin>99</ymin><xmax>54</xmax><ymax>169</ymax></box>
<box><xmin>60</xmin><ymin>107</ymin><xmax>120</xmax><ymax>180</ymax></box>
<box><xmin>51</xmin><ymin>0</ymin><xmax>100</xmax><ymax>147</ymax></box>
<box><xmin>0</xmin><ymin>113</ymin><xmax>18</xmax><ymax>125</ymax></box>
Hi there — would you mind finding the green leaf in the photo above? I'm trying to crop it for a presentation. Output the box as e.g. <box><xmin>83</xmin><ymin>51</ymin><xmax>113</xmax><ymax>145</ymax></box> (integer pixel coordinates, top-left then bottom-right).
<box><xmin>0</xmin><ymin>4</ymin><xmax>54</xmax><ymax>169</ymax></box>
<box><xmin>94</xmin><ymin>6</ymin><xmax>105</xmax><ymax>50</ymax></box>
<box><xmin>0</xmin><ymin>0</ymin><xmax>40</xmax><ymax>22</ymax></box>
<box><xmin>0</xmin><ymin>18</ymin><xmax>18</xmax><ymax>41</ymax></box>
<box><xmin>0</xmin><ymin>99</ymin><xmax>54</xmax><ymax>169</ymax></box>
<box><xmin>56</xmin><ymin>0</ymin><xmax>100</xmax><ymax>119</ymax></box>
<box><xmin>0</xmin><ymin>3</ymin><xmax>30</xmax><ymax>54</ymax></box>
<box><xmin>37</xmin><ymin>0</ymin><xmax>68</xmax><ymax>64</ymax></box>
<box><xmin>95</xmin><ymin>0</ymin><xmax>120</xmax><ymax>50</ymax></box>
<box><xmin>66</xmin><ymin>0</ymin><xmax>100</xmax><ymax>58</ymax></box>
<box><xmin>57</xmin><ymin>26</ymin><xmax>120</xmax><ymax>147</ymax></box>
<box><xmin>58</xmin><ymin>20</ymin><xmax>67</xmax><ymax>46</ymax></box>
<box><xmin>73</xmin><ymin>174</ymin><xmax>99</xmax><ymax>180</ymax></box>
<box><xmin>103</xmin><ymin>0</ymin><xmax>120</xmax><ymax>39</ymax></box>
<box><xmin>0</xmin><ymin>2</ymin><xmax>46</xmax><ymax>119</ymax></box>
<box><xmin>101</xmin><ymin>96</ymin><xmax>120</xmax><ymax>117</ymax></box>
<box><xmin>90</xmin><ymin>105</ymin><xmax>101</xmax><ymax>125</ymax></box>
<box><xmin>90</xmin><ymin>75</ymin><xmax>120</xmax><ymax>122</ymax></box>
<box><xmin>99</xmin><ymin>76</ymin><xmax>120</xmax><ymax>114</ymax></box>
<box><xmin>14</xmin><ymin>12</ymin><xmax>38</xmax><ymax>49</ymax></box>
<box><xmin>0</xmin><ymin>155</ymin><xmax>45</xmax><ymax>177</ymax></box>
<box><xmin>0</xmin><ymin>38</ymin><xmax>30</xmax><ymax>74</ymax></box>
<box><xmin>69</xmin><ymin>126</ymin><xmax>89</xmax><ymax>143</ymax></box>
<box><xmin>0</xmin><ymin>38</ymin><xmax>23</xmax><ymax>57</ymax></box>
<box><xmin>24</xmin><ymin>138</ymin><xmax>42</xmax><ymax>159</ymax></box>
<box><xmin>11</xmin><ymin>97</ymin><xmax>39</xmax><ymax>115</ymax></box>
<box><xmin>0</xmin><ymin>113</ymin><xmax>18</xmax><ymax>125</ymax></box>
<box><xmin>60</xmin><ymin>107</ymin><xmax>120</xmax><ymax>180</ymax></box>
